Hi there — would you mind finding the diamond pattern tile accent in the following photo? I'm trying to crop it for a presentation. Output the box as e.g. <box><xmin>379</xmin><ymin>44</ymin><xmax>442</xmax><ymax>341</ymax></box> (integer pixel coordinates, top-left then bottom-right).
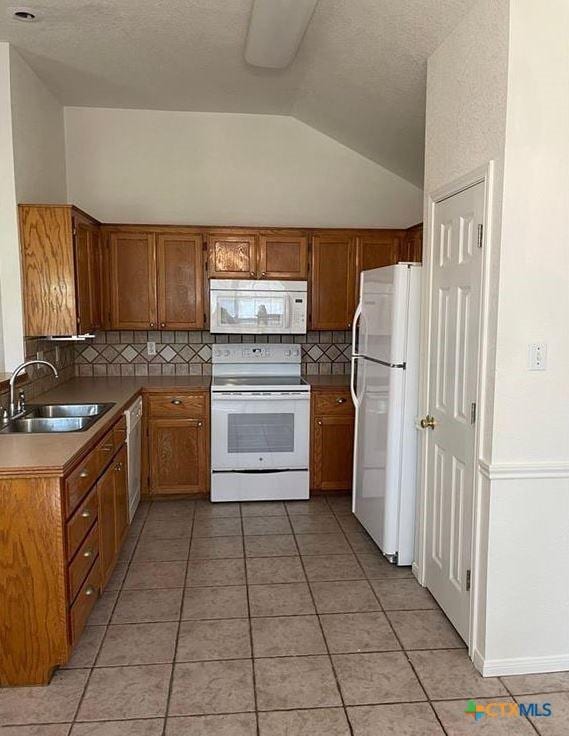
<box><xmin>121</xmin><ymin>345</ymin><xmax>139</xmax><ymax>363</ymax></box>
<box><xmin>160</xmin><ymin>345</ymin><xmax>177</xmax><ymax>362</ymax></box>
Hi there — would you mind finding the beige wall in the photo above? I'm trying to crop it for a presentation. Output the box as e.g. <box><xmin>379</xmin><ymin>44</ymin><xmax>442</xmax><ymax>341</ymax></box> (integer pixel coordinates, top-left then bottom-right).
<box><xmin>64</xmin><ymin>107</ymin><xmax>423</xmax><ymax>228</ymax></box>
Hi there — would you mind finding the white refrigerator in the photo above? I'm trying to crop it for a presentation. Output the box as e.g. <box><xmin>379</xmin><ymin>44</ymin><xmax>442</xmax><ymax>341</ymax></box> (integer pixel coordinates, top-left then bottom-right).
<box><xmin>350</xmin><ymin>263</ymin><xmax>421</xmax><ymax>566</ymax></box>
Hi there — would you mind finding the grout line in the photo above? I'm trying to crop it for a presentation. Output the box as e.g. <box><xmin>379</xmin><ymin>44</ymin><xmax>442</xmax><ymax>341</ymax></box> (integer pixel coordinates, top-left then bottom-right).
<box><xmin>240</xmin><ymin>502</ymin><xmax>261</xmax><ymax>736</ymax></box>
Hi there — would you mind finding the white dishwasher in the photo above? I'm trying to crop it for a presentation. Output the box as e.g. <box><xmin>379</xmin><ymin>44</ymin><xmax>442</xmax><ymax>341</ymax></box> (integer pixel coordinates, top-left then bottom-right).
<box><xmin>125</xmin><ymin>397</ymin><xmax>143</xmax><ymax>522</ymax></box>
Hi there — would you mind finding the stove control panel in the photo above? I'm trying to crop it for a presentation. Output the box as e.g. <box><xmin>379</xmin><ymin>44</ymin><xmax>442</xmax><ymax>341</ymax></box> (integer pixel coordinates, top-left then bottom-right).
<box><xmin>212</xmin><ymin>344</ymin><xmax>301</xmax><ymax>364</ymax></box>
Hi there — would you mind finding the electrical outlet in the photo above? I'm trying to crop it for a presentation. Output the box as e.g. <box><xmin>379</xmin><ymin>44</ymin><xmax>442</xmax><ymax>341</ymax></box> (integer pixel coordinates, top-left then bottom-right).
<box><xmin>528</xmin><ymin>343</ymin><xmax>547</xmax><ymax>371</ymax></box>
<box><xmin>147</xmin><ymin>341</ymin><xmax>156</xmax><ymax>357</ymax></box>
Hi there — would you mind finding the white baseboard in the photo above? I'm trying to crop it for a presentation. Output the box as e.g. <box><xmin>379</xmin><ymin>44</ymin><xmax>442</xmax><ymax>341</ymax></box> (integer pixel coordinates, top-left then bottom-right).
<box><xmin>473</xmin><ymin>648</ymin><xmax>569</xmax><ymax>676</ymax></box>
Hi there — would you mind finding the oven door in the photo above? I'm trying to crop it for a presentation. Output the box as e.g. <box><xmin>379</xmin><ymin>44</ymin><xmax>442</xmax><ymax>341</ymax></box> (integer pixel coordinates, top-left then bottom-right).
<box><xmin>211</xmin><ymin>391</ymin><xmax>310</xmax><ymax>470</ymax></box>
<box><xmin>210</xmin><ymin>289</ymin><xmax>306</xmax><ymax>334</ymax></box>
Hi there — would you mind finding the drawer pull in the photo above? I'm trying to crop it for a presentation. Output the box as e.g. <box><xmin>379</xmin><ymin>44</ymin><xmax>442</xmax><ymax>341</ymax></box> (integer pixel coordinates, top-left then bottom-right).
<box><xmin>336</xmin><ymin>397</ymin><xmax>346</xmax><ymax>404</ymax></box>
<box><xmin>197</xmin><ymin>421</ymin><xmax>203</xmax><ymax>427</ymax></box>
<box><xmin>79</xmin><ymin>469</ymin><xmax>89</xmax><ymax>478</ymax></box>
<box><xmin>160</xmin><ymin>322</ymin><xmax>166</xmax><ymax>328</ymax></box>
<box><xmin>83</xmin><ymin>548</ymin><xmax>94</xmax><ymax>558</ymax></box>
<box><xmin>84</xmin><ymin>586</ymin><xmax>96</xmax><ymax>597</ymax></box>
<box><xmin>80</xmin><ymin>509</ymin><xmax>91</xmax><ymax>519</ymax></box>
<box><xmin>171</xmin><ymin>399</ymin><xmax>183</xmax><ymax>406</ymax></box>
<box><xmin>317</xmin><ymin>419</ymin><xmax>322</xmax><ymax>425</ymax></box>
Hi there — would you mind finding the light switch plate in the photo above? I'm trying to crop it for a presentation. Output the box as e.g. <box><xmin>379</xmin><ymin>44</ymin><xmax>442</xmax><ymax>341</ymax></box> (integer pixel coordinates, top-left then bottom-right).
<box><xmin>528</xmin><ymin>343</ymin><xmax>547</xmax><ymax>370</ymax></box>
<box><xmin>147</xmin><ymin>341</ymin><xmax>156</xmax><ymax>357</ymax></box>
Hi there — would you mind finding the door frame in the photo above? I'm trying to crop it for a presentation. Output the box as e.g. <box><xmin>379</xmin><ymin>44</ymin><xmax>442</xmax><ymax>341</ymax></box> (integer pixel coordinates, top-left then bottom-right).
<box><xmin>414</xmin><ymin>161</ymin><xmax>496</xmax><ymax>658</ymax></box>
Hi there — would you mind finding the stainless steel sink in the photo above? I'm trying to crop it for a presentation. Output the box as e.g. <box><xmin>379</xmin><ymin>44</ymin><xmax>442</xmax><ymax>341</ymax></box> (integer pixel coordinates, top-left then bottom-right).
<box><xmin>25</xmin><ymin>403</ymin><xmax>113</xmax><ymax>419</ymax></box>
<box><xmin>0</xmin><ymin>402</ymin><xmax>115</xmax><ymax>433</ymax></box>
<box><xmin>1</xmin><ymin>417</ymin><xmax>93</xmax><ymax>433</ymax></box>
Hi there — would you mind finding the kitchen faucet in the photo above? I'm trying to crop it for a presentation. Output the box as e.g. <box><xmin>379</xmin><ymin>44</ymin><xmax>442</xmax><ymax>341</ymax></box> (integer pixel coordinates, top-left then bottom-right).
<box><xmin>8</xmin><ymin>360</ymin><xmax>59</xmax><ymax>419</ymax></box>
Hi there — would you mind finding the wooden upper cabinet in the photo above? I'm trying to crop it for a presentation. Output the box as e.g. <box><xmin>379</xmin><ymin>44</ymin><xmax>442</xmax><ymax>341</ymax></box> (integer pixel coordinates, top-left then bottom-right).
<box><xmin>310</xmin><ymin>233</ymin><xmax>357</xmax><ymax>330</ymax></box>
<box><xmin>356</xmin><ymin>230</ymin><xmax>402</xmax><ymax>274</ymax></box>
<box><xmin>208</xmin><ymin>232</ymin><xmax>257</xmax><ymax>279</ymax></box>
<box><xmin>258</xmin><ymin>232</ymin><xmax>308</xmax><ymax>280</ymax></box>
<box><xmin>19</xmin><ymin>205</ymin><xmax>100</xmax><ymax>336</ymax></box>
<box><xmin>157</xmin><ymin>232</ymin><xmax>204</xmax><ymax>329</ymax></box>
<box><xmin>109</xmin><ymin>231</ymin><xmax>157</xmax><ymax>329</ymax></box>
<box><xmin>401</xmin><ymin>223</ymin><xmax>423</xmax><ymax>263</ymax></box>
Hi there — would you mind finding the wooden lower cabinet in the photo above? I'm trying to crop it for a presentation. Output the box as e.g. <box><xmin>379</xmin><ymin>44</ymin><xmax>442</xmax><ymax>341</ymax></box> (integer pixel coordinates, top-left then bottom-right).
<box><xmin>0</xmin><ymin>412</ymin><xmax>130</xmax><ymax>686</ymax></box>
<box><xmin>310</xmin><ymin>387</ymin><xmax>355</xmax><ymax>492</ymax></box>
<box><xmin>146</xmin><ymin>390</ymin><xmax>209</xmax><ymax>496</ymax></box>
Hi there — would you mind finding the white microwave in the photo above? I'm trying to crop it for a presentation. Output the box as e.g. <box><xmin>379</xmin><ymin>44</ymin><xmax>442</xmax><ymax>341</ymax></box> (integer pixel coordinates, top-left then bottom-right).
<box><xmin>209</xmin><ymin>279</ymin><xmax>307</xmax><ymax>334</ymax></box>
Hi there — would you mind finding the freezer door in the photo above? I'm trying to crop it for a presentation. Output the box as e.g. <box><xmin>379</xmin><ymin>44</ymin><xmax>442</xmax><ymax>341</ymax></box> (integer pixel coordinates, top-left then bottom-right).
<box><xmin>352</xmin><ymin>355</ymin><xmax>405</xmax><ymax>557</ymax></box>
<box><xmin>357</xmin><ymin>265</ymin><xmax>409</xmax><ymax>366</ymax></box>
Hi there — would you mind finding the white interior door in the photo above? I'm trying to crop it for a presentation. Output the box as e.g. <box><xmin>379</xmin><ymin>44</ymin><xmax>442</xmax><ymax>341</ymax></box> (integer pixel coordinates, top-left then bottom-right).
<box><xmin>423</xmin><ymin>181</ymin><xmax>484</xmax><ymax>642</ymax></box>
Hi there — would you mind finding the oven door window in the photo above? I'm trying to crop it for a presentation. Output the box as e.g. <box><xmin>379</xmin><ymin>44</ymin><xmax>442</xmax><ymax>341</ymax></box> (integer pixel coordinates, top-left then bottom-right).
<box><xmin>228</xmin><ymin>413</ymin><xmax>294</xmax><ymax>454</ymax></box>
<box><xmin>217</xmin><ymin>295</ymin><xmax>287</xmax><ymax>330</ymax></box>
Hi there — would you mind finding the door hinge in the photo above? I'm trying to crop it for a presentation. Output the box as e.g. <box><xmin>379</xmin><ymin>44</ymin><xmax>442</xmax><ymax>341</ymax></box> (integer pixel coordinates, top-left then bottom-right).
<box><xmin>470</xmin><ymin>402</ymin><xmax>477</xmax><ymax>424</ymax></box>
<box><xmin>477</xmin><ymin>224</ymin><xmax>483</xmax><ymax>248</ymax></box>
<box><xmin>466</xmin><ymin>569</ymin><xmax>471</xmax><ymax>591</ymax></box>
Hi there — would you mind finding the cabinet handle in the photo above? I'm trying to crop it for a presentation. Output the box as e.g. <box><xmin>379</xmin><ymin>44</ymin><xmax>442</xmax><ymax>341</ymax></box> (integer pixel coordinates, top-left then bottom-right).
<box><xmin>250</xmin><ymin>271</ymin><xmax>255</xmax><ymax>277</ymax></box>
<box><xmin>83</xmin><ymin>548</ymin><xmax>94</xmax><ymax>558</ymax></box>
<box><xmin>115</xmin><ymin>462</ymin><xmax>123</xmax><ymax>471</ymax></box>
<box><xmin>80</xmin><ymin>509</ymin><xmax>91</xmax><ymax>519</ymax></box>
<box><xmin>261</xmin><ymin>271</ymin><xmax>266</xmax><ymax>277</ymax></box>
<box><xmin>317</xmin><ymin>419</ymin><xmax>322</xmax><ymax>425</ymax></box>
<box><xmin>79</xmin><ymin>469</ymin><xmax>89</xmax><ymax>478</ymax></box>
<box><xmin>160</xmin><ymin>322</ymin><xmax>166</xmax><ymax>328</ymax></box>
<box><xmin>84</xmin><ymin>586</ymin><xmax>96</xmax><ymax>597</ymax></box>
<box><xmin>336</xmin><ymin>397</ymin><xmax>346</xmax><ymax>404</ymax></box>
<box><xmin>197</xmin><ymin>421</ymin><xmax>203</xmax><ymax>427</ymax></box>
<box><xmin>171</xmin><ymin>399</ymin><xmax>183</xmax><ymax>405</ymax></box>
<box><xmin>347</xmin><ymin>322</ymin><xmax>352</xmax><ymax>328</ymax></box>
<box><xmin>150</xmin><ymin>322</ymin><xmax>155</xmax><ymax>328</ymax></box>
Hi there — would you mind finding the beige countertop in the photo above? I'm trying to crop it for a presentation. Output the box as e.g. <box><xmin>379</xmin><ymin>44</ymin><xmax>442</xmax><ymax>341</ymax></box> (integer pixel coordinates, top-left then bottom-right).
<box><xmin>0</xmin><ymin>376</ymin><xmax>210</xmax><ymax>477</ymax></box>
<box><xmin>304</xmin><ymin>374</ymin><xmax>351</xmax><ymax>389</ymax></box>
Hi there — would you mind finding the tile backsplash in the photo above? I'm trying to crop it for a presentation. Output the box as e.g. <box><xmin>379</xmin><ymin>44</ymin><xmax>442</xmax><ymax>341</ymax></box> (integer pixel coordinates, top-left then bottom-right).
<box><xmin>0</xmin><ymin>338</ymin><xmax>75</xmax><ymax>412</ymax></box>
<box><xmin>75</xmin><ymin>331</ymin><xmax>352</xmax><ymax>377</ymax></box>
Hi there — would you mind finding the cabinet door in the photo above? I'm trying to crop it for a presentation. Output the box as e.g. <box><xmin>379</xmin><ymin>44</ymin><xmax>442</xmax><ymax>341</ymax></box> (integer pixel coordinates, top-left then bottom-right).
<box><xmin>311</xmin><ymin>414</ymin><xmax>355</xmax><ymax>491</ymax></box>
<box><xmin>109</xmin><ymin>231</ymin><xmax>157</xmax><ymax>329</ymax></box>
<box><xmin>89</xmin><ymin>228</ymin><xmax>103</xmax><ymax>330</ymax></box>
<box><xmin>258</xmin><ymin>233</ymin><xmax>308</xmax><ymax>279</ymax></box>
<box><xmin>149</xmin><ymin>418</ymin><xmax>206</xmax><ymax>495</ymax></box>
<box><xmin>157</xmin><ymin>232</ymin><xmax>204</xmax><ymax>329</ymax></box>
<box><xmin>310</xmin><ymin>234</ymin><xmax>356</xmax><ymax>330</ymax></box>
<box><xmin>208</xmin><ymin>233</ymin><xmax>257</xmax><ymax>279</ymax></box>
<box><xmin>97</xmin><ymin>463</ymin><xmax>117</xmax><ymax>587</ymax></box>
<box><xmin>113</xmin><ymin>445</ymin><xmax>129</xmax><ymax>547</ymax></box>
<box><xmin>74</xmin><ymin>222</ymin><xmax>93</xmax><ymax>333</ymax></box>
<box><xmin>356</xmin><ymin>231</ymin><xmax>401</xmax><ymax>273</ymax></box>
<box><xmin>402</xmin><ymin>224</ymin><xmax>423</xmax><ymax>262</ymax></box>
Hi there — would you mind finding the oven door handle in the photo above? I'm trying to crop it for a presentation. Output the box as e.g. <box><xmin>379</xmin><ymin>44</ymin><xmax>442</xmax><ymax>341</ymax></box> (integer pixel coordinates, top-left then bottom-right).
<box><xmin>211</xmin><ymin>393</ymin><xmax>310</xmax><ymax>402</ymax></box>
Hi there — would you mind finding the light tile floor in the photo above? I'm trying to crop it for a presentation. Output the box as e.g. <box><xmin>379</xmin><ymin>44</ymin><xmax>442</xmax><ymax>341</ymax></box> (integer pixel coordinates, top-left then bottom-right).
<box><xmin>2</xmin><ymin>494</ymin><xmax>568</xmax><ymax>735</ymax></box>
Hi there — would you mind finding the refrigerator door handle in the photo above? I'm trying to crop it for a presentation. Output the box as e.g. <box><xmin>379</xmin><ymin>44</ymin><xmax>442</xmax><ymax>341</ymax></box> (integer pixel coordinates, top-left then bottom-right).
<box><xmin>351</xmin><ymin>301</ymin><xmax>362</xmax><ymax>356</ymax></box>
<box><xmin>350</xmin><ymin>356</ymin><xmax>362</xmax><ymax>408</ymax></box>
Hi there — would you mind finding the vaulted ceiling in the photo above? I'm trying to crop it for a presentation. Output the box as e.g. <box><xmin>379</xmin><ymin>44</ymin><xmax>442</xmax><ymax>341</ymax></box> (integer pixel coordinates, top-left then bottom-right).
<box><xmin>0</xmin><ymin>0</ymin><xmax>473</xmax><ymax>185</ymax></box>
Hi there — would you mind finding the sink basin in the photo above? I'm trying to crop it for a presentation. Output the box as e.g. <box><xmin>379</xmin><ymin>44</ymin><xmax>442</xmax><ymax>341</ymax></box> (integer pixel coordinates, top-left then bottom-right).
<box><xmin>1</xmin><ymin>417</ymin><xmax>93</xmax><ymax>433</ymax></box>
<box><xmin>0</xmin><ymin>402</ymin><xmax>115</xmax><ymax>433</ymax></box>
<box><xmin>25</xmin><ymin>403</ymin><xmax>114</xmax><ymax>419</ymax></box>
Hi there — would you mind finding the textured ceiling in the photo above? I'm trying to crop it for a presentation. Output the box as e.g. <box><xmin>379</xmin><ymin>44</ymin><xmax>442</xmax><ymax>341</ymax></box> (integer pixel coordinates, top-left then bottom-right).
<box><xmin>0</xmin><ymin>0</ymin><xmax>473</xmax><ymax>184</ymax></box>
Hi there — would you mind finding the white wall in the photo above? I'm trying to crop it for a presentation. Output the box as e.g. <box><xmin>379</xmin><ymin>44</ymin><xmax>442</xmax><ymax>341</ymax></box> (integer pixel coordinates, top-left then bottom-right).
<box><xmin>0</xmin><ymin>45</ymin><xmax>67</xmax><ymax>371</ymax></box>
<box><xmin>482</xmin><ymin>0</ymin><xmax>569</xmax><ymax>673</ymax></box>
<box><xmin>64</xmin><ymin>108</ymin><xmax>423</xmax><ymax>228</ymax></box>
<box><xmin>423</xmin><ymin>0</ymin><xmax>569</xmax><ymax>676</ymax></box>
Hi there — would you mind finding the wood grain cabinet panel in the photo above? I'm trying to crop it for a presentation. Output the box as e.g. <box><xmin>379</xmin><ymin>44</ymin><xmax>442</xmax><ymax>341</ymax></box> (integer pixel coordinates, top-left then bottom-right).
<box><xmin>310</xmin><ymin>233</ymin><xmax>357</xmax><ymax>330</ymax></box>
<box><xmin>208</xmin><ymin>232</ymin><xmax>257</xmax><ymax>278</ymax></box>
<box><xmin>113</xmin><ymin>445</ymin><xmax>129</xmax><ymax>549</ymax></box>
<box><xmin>258</xmin><ymin>233</ymin><xmax>308</xmax><ymax>279</ymax></box>
<box><xmin>18</xmin><ymin>205</ymin><xmax>101</xmax><ymax>337</ymax></box>
<box><xmin>401</xmin><ymin>223</ymin><xmax>423</xmax><ymax>262</ymax></box>
<box><xmin>109</xmin><ymin>231</ymin><xmax>157</xmax><ymax>329</ymax></box>
<box><xmin>97</xmin><ymin>462</ymin><xmax>117</xmax><ymax>588</ymax></box>
<box><xmin>157</xmin><ymin>232</ymin><xmax>204</xmax><ymax>329</ymax></box>
<box><xmin>311</xmin><ymin>388</ymin><xmax>355</xmax><ymax>492</ymax></box>
<box><xmin>149</xmin><ymin>418</ymin><xmax>207</xmax><ymax>495</ymax></box>
<box><xmin>356</xmin><ymin>230</ymin><xmax>402</xmax><ymax>273</ymax></box>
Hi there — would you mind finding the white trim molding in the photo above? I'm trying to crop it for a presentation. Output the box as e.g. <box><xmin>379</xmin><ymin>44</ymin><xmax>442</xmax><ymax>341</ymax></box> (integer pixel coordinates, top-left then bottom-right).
<box><xmin>473</xmin><ymin>649</ymin><xmax>569</xmax><ymax>677</ymax></box>
<box><xmin>479</xmin><ymin>460</ymin><xmax>569</xmax><ymax>480</ymax></box>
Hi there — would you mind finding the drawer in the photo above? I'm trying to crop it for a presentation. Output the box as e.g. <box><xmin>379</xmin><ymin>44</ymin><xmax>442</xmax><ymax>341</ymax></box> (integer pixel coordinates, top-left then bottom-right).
<box><xmin>148</xmin><ymin>392</ymin><xmax>206</xmax><ymax>419</ymax></box>
<box><xmin>70</xmin><ymin>557</ymin><xmax>100</xmax><ymax>644</ymax></box>
<box><xmin>113</xmin><ymin>416</ymin><xmax>127</xmax><ymax>449</ymax></box>
<box><xmin>313</xmin><ymin>391</ymin><xmax>354</xmax><ymax>416</ymax></box>
<box><xmin>96</xmin><ymin>429</ymin><xmax>116</xmax><ymax>470</ymax></box>
<box><xmin>68</xmin><ymin>523</ymin><xmax>99</xmax><ymax>602</ymax></box>
<box><xmin>65</xmin><ymin>448</ymin><xmax>100</xmax><ymax>516</ymax></box>
<box><xmin>67</xmin><ymin>485</ymin><xmax>98</xmax><ymax>559</ymax></box>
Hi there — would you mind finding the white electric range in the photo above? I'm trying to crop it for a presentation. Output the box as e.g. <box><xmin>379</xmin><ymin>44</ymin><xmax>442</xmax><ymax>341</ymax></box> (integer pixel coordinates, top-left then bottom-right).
<box><xmin>210</xmin><ymin>343</ymin><xmax>310</xmax><ymax>502</ymax></box>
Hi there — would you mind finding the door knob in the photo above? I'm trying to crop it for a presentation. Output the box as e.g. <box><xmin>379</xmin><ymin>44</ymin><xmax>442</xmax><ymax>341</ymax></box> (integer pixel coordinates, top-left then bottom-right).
<box><xmin>420</xmin><ymin>414</ymin><xmax>437</xmax><ymax>430</ymax></box>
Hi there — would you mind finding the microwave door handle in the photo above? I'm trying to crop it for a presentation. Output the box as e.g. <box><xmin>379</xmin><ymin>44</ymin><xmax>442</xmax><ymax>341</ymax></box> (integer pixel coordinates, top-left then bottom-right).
<box><xmin>283</xmin><ymin>294</ymin><xmax>291</xmax><ymax>330</ymax></box>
